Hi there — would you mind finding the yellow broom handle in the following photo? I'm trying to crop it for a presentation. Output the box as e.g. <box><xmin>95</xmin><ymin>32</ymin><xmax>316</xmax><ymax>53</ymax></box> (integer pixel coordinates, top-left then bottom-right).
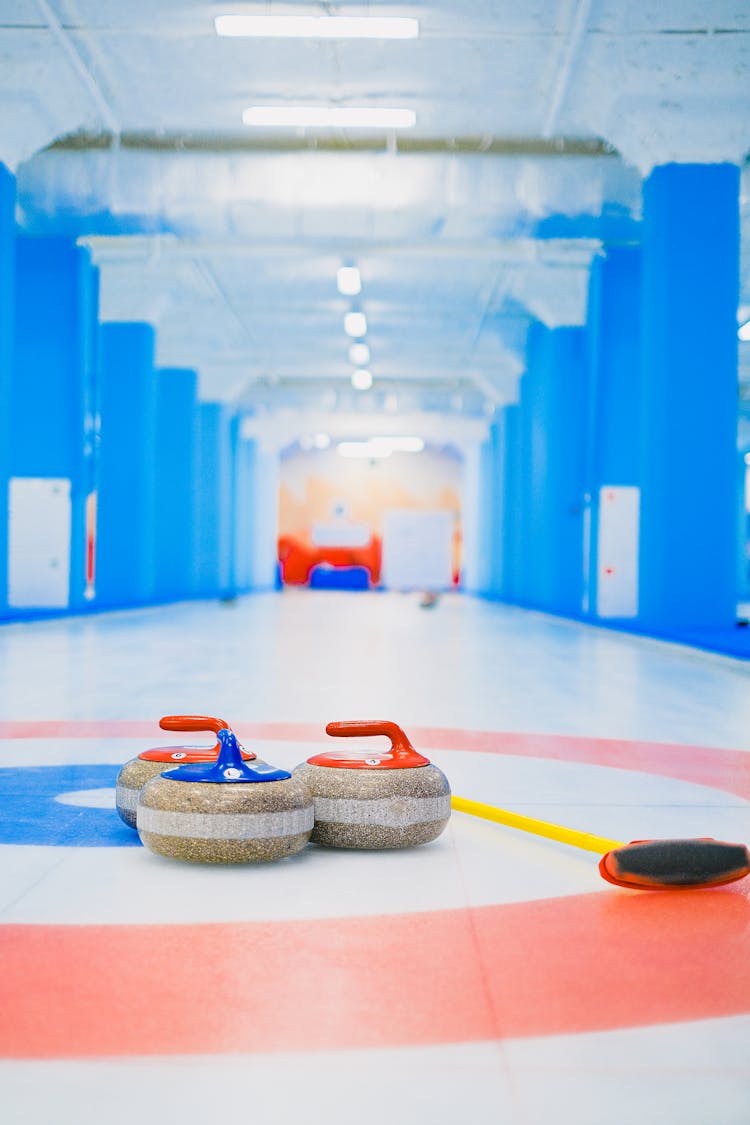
<box><xmin>451</xmin><ymin>795</ymin><xmax>625</xmax><ymax>855</ymax></box>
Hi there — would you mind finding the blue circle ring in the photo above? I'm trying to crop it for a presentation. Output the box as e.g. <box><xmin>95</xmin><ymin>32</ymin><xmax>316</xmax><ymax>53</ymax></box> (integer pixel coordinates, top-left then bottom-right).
<box><xmin>0</xmin><ymin>764</ymin><xmax>141</xmax><ymax>846</ymax></box>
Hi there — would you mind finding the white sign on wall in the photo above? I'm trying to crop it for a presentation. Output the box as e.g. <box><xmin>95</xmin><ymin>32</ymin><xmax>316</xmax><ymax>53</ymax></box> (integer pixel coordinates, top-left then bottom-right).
<box><xmin>596</xmin><ymin>485</ymin><xmax>640</xmax><ymax>619</ymax></box>
<box><xmin>381</xmin><ymin>509</ymin><xmax>454</xmax><ymax>591</ymax></box>
<box><xmin>8</xmin><ymin>477</ymin><xmax>72</xmax><ymax>608</ymax></box>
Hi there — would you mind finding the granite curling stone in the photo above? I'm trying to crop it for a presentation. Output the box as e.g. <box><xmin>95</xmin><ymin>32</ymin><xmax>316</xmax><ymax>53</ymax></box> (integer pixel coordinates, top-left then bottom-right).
<box><xmin>137</xmin><ymin>727</ymin><xmax>314</xmax><ymax>864</ymax></box>
<box><xmin>115</xmin><ymin>714</ymin><xmax>255</xmax><ymax>829</ymax></box>
<box><xmin>293</xmin><ymin>720</ymin><xmax>451</xmax><ymax>849</ymax></box>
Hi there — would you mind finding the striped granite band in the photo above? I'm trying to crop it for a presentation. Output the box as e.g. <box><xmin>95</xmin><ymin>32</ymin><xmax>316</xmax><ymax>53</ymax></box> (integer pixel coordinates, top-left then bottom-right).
<box><xmin>313</xmin><ymin>794</ymin><xmax>451</xmax><ymax>828</ymax></box>
<box><xmin>137</xmin><ymin>804</ymin><xmax>314</xmax><ymax>840</ymax></box>
<box><xmin>115</xmin><ymin>785</ymin><xmax>138</xmax><ymax>812</ymax></box>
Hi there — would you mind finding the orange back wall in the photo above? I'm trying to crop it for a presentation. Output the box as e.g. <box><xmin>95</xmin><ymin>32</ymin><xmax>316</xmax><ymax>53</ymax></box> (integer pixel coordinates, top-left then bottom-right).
<box><xmin>278</xmin><ymin>446</ymin><xmax>462</xmax><ymax>579</ymax></box>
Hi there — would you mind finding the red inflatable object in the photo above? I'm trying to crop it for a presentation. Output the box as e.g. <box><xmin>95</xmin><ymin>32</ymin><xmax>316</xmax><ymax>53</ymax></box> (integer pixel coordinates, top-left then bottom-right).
<box><xmin>278</xmin><ymin>535</ymin><xmax>382</xmax><ymax>585</ymax></box>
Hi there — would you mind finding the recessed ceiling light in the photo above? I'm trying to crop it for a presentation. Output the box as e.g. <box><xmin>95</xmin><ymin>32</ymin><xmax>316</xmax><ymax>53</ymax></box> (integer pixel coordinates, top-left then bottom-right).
<box><xmin>313</xmin><ymin>432</ymin><xmax>331</xmax><ymax>450</ymax></box>
<box><xmin>216</xmin><ymin>15</ymin><xmax>419</xmax><ymax>40</ymax></box>
<box><xmin>351</xmin><ymin>369</ymin><xmax>373</xmax><ymax>390</ymax></box>
<box><xmin>242</xmin><ymin>106</ymin><xmax>416</xmax><ymax>129</ymax></box>
<box><xmin>337</xmin><ymin>266</ymin><xmax>361</xmax><ymax>296</ymax></box>
<box><xmin>344</xmin><ymin>312</ymin><xmax>367</xmax><ymax>337</ymax></box>
<box><xmin>348</xmin><ymin>342</ymin><xmax>370</xmax><ymax>365</ymax></box>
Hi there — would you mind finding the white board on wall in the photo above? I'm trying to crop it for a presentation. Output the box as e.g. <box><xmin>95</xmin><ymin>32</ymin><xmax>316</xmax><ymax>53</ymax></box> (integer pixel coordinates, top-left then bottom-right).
<box><xmin>596</xmin><ymin>485</ymin><xmax>640</xmax><ymax>619</ymax></box>
<box><xmin>8</xmin><ymin>477</ymin><xmax>72</xmax><ymax>608</ymax></box>
<box><xmin>381</xmin><ymin>509</ymin><xmax>454</xmax><ymax>591</ymax></box>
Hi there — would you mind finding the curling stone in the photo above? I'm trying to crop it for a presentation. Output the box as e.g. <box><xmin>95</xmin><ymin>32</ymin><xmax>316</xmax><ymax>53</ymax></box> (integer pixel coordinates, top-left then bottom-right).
<box><xmin>137</xmin><ymin>727</ymin><xmax>314</xmax><ymax>864</ymax></box>
<box><xmin>115</xmin><ymin>714</ymin><xmax>255</xmax><ymax>828</ymax></box>
<box><xmin>293</xmin><ymin>720</ymin><xmax>451</xmax><ymax>849</ymax></box>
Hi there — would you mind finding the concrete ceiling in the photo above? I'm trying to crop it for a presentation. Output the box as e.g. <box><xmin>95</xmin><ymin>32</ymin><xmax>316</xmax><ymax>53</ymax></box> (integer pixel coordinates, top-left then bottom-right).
<box><xmin>1</xmin><ymin>1</ymin><xmax>749</xmax><ymax>414</ymax></box>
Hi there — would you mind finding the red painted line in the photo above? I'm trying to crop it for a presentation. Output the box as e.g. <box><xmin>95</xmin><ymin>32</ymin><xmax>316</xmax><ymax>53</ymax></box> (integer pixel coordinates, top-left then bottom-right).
<box><xmin>409</xmin><ymin>727</ymin><xmax>750</xmax><ymax>803</ymax></box>
<box><xmin>0</xmin><ymin>721</ymin><xmax>748</xmax><ymax>800</ymax></box>
<box><xmin>0</xmin><ymin>721</ymin><xmax>325</xmax><ymax>741</ymax></box>
<box><xmin>1</xmin><ymin>887</ymin><xmax>748</xmax><ymax>1060</ymax></box>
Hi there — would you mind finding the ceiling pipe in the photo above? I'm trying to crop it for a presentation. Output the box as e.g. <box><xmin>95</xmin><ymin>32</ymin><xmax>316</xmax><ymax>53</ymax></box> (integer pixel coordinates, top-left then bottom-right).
<box><xmin>35</xmin><ymin>0</ymin><xmax>121</xmax><ymax>138</ymax></box>
<box><xmin>49</xmin><ymin>131</ymin><xmax>614</xmax><ymax>156</ymax></box>
<box><xmin>191</xmin><ymin>257</ymin><xmax>259</xmax><ymax>353</ymax></box>
<box><xmin>542</xmin><ymin>0</ymin><xmax>593</xmax><ymax>138</ymax></box>
<box><xmin>82</xmin><ymin>236</ymin><xmax>603</xmax><ymax>264</ymax></box>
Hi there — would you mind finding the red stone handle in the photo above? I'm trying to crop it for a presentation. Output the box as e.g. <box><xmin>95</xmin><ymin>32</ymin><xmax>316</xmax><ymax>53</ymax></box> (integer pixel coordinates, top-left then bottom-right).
<box><xmin>159</xmin><ymin>715</ymin><xmax>229</xmax><ymax>734</ymax></box>
<box><xmin>325</xmin><ymin>720</ymin><xmax>416</xmax><ymax>760</ymax></box>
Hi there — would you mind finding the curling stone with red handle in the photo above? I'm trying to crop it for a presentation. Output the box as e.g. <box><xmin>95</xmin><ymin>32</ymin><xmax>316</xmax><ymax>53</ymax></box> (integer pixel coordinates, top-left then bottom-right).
<box><xmin>137</xmin><ymin>727</ymin><xmax>314</xmax><ymax>863</ymax></box>
<box><xmin>293</xmin><ymin>720</ymin><xmax>451</xmax><ymax>849</ymax></box>
<box><xmin>115</xmin><ymin>715</ymin><xmax>255</xmax><ymax>828</ymax></box>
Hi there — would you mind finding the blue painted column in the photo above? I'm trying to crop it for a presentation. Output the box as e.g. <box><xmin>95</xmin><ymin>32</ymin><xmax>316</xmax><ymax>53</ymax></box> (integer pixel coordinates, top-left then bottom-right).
<box><xmin>97</xmin><ymin>323</ymin><xmax>157</xmax><ymax>607</ymax></box>
<box><xmin>584</xmin><ymin>246</ymin><xmax>642</xmax><ymax>618</ymax></box>
<box><xmin>498</xmin><ymin>403</ymin><xmax>524</xmax><ymax>602</ymax></box>
<box><xmin>10</xmin><ymin>237</ymin><xmax>100</xmax><ymax>614</ymax></box>
<box><xmin>737</xmin><ymin>450</ymin><xmax>750</xmax><ymax>606</ymax></box>
<box><xmin>0</xmin><ymin>165</ymin><xmax>15</xmax><ymax>616</ymax></box>
<box><xmin>231</xmin><ymin>421</ymin><xmax>254</xmax><ymax>593</ymax></box>
<box><xmin>153</xmin><ymin>367</ymin><xmax>199</xmax><ymax>602</ymax></box>
<box><xmin>639</xmin><ymin>164</ymin><xmax>739</xmax><ymax>630</ymax></box>
<box><xmin>480</xmin><ymin>422</ymin><xmax>503</xmax><ymax>597</ymax></box>
<box><xmin>230</xmin><ymin>424</ymin><xmax>280</xmax><ymax>592</ymax></box>
<box><xmin>194</xmin><ymin>402</ymin><xmax>234</xmax><ymax>598</ymax></box>
<box><xmin>521</xmin><ymin>322</ymin><xmax>588</xmax><ymax>614</ymax></box>
<box><xmin>247</xmin><ymin>441</ymin><xmax>280</xmax><ymax>589</ymax></box>
<box><xmin>460</xmin><ymin>442</ymin><xmax>483</xmax><ymax>592</ymax></box>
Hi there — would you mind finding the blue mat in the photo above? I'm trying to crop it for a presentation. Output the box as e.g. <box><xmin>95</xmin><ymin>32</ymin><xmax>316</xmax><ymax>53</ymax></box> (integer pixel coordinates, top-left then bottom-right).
<box><xmin>309</xmin><ymin>565</ymin><xmax>371</xmax><ymax>591</ymax></box>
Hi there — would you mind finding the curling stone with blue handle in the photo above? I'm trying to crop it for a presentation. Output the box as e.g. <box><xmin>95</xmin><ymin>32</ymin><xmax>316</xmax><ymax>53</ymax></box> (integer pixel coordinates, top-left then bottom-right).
<box><xmin>116</xmin><ymin>715</ymin><xmax>255</xmax><ymax>828</ymax></box>
<box><xmin>293</xmin><ymin>720</ymin><xmax>451</xmax><ymax>849</ymax></box>
<box><xmin>137</xmin><ymin>728</ymin><xmax>314</xmax><ymax>863</ymax></box>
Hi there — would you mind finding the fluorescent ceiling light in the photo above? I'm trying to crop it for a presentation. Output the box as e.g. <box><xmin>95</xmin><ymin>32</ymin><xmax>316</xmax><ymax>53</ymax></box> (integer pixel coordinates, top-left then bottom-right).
<box><xmin>348</xmin><ymin>342</ymin><xmax>370</xmax><ymax>365</ymax></box>
<box><xmin>216</xmin><ymin>15</ymin><xmax>419</xmax><ymax>40</ymax></box>
<box><xmin>344</xmin><ymin>312</ymin><xmax>367</xmax><ymax>337</ymax></box>
<box><xmin>337</xmin><ymin>266</ymin><xmax>361</xmax><ymax>296</ymax></box>
<box><xmin>337</xmin><ymin>435</ymin><xmax>425</xmax><ymax>457</ymax></box>
<box><xmin>242</xmin><ymin>106</ymin><xmax>416</xmax><ymax>129</ymax></box>
<box><xmin>739</xmin><ymin>320</ymin><xmax>750</xmax><ymax>342</ymax></box>
<box><xmin>374</xmin><ymin>436</ymin><xmax>425</xmax><ymax>453</ymax></box>
<box><xmin>351</xmin><ymin>368</ymin><xmax>373</xmax><ymax>391</ymax></box>
<box><xmin>338</xmin><ymin>441</ymin><xmax>391</xmax><ymax>459</ymax></box>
